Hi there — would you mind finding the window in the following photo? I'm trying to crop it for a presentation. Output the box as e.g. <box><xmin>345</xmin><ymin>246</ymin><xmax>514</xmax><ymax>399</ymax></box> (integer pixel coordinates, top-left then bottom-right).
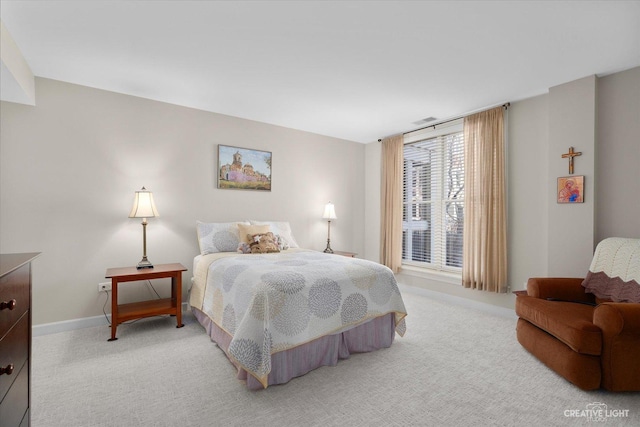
<box><xmin>402</xmin><ymin>120</ymin><xmax>464</xmax><ymax>272</ymax></box>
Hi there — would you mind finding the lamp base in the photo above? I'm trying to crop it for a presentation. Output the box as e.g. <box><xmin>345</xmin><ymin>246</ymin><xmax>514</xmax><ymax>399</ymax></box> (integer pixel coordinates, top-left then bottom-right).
<box><xmin>323</xmin><ymin>239</ymin><xmax>334</xmax><ymax>254</ymax></box>
<box><xmin>136</xmin><ymin>257</ymin><xmax>154</xmax><ymax>269</ymax></box>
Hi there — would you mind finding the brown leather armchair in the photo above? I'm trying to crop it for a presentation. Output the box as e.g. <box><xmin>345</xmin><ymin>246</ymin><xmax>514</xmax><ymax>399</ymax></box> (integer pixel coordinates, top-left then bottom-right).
<box><xmin>515</xmin><ymin>238</ymin><xmax>640</xmax><ymax>391</ymax></box>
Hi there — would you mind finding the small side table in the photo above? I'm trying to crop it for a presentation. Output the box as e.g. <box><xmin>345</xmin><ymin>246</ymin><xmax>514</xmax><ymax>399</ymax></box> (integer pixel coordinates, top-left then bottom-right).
<box><xmin>105</xmin><ymin>263</ymin><xmax>187</xmax><ymax>341</ymax></box>
<box><xmin>333</xmin><ymin>251</ymin><xmax>356</xmax><ymax>258</ymax></box>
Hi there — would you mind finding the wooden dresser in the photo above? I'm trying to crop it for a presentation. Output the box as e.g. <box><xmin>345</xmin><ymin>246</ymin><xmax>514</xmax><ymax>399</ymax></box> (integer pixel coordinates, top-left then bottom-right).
<box><xmin>0</xmin><ymin>253</ymin><xmax>40</xmax><ymax>427</ymax></box>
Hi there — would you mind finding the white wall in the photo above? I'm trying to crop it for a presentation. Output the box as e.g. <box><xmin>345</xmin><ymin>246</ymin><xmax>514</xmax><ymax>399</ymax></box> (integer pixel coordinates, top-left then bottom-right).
<box><xmin>363</xmin><ymin>140</ymin><xmax>382</xmax><ymax>263</ymax></box>
<box><xmin>0</xmin><ymin>78</ymin><xmax>365</xmax><ymax>325</ymax></box>
<box><xmin>547</xmin><ymin>75</ymin><xmax>597</xmax><ymax>277</ymax></box>
<box><xmin>506</xmin><ymin>95</ymin><xmax>549</xmax><ymax>288</ymax></box>
<box><xmin>0</xmin><ymin>21</ymin><xmax>35</xmax><ymax>105</ymax></box>
<box><xmin>596</xmin><ymin>66</ymin><xmax>640</xmax><ymax>240</ymax></box>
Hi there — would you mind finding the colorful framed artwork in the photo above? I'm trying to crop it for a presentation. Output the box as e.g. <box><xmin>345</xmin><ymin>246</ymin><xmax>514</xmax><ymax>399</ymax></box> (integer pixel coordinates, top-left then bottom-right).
<box><xmin>557</xmin><ymin>176</ymin><xmax>584</xmax><ymax>203</ymax></box>
<box><xmin>217</xmin><ymin>145</ymin><xmax>272</xmax><ymax>191</ymax></box>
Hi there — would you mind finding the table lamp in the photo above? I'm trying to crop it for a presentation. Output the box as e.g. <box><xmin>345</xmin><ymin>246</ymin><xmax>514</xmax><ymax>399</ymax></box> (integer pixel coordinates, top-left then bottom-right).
<box><xmin>129</xmin><ymin>186</ymin><xmax>159</xmax><ymax>269</ymax></box>
<box><xmin>322</xmin><ymin>202</ymin><xmax>337</xmax><ymax>253</ymax></box>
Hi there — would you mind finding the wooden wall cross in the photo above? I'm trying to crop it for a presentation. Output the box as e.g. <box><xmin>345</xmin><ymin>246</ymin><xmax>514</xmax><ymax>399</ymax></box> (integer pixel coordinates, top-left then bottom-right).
<box><xmin>561</xmin><ymin>146</ymin><xmax>582</xmax><ymax>174</ymax></box>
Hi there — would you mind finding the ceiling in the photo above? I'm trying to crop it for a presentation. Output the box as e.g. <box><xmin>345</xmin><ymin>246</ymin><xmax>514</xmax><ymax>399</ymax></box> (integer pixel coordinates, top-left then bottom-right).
<box><xmin>1</xmin><ymin>1</ymin><xmax>639</xmax><ymax>143</ymax></box>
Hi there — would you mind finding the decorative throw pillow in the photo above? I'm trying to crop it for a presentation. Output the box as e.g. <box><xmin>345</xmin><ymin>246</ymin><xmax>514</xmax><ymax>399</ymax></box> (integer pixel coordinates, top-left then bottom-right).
<box><xmin>249</xmin><ymin>220</ymin><xmax>299</xmax><ymax>248</ymax></box>
<box><xmin>248</xmin><ymin>232</ymin><xmax>280</xmax><ymax>254</ymax></box>
<box><xmin>196</xmin><ymin>221</ymin><xmax>248</xmax><ymax>254</ymax></box>
<box><xmin>237</xmin><ymin>242</ymin><xmax>251</xmax><ymax>254</ymax></box>
<box><xmin>238</xmin><ymin>223</ymin><xmax>271</xmax><ymax>244</ymax></box>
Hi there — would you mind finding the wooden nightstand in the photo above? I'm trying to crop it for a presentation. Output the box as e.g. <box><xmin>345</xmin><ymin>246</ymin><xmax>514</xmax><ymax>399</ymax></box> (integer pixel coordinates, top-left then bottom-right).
<box><xmin>332</xmin><ymin>251</ymin><xmax>356</xmax><ymax>258</ymax></box>
<box><xmin>105</xmin><ymin>263</ymin><xmax>187</xmax><ymax>341</ymax></box>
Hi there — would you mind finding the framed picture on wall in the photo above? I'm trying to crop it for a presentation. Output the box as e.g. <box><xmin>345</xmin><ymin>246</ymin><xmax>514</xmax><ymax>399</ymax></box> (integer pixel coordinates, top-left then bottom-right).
<box><xmin>557</xmin><ymin>175</ymin><xmax>584</xmax><ymax>203</ymax></box>
<box><xmin>217</xmin><ymin>145</ymin><xmax>272</xmax><ymax>191</ymax></box>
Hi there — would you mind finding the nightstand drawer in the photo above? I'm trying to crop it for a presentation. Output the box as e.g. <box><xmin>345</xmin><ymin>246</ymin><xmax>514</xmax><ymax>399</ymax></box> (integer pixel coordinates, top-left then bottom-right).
<box><xmin>0</xmin><ymin>264</ymin><xmax>30</xmax><ymax>338</ymax></box>
<box><xmin>0</xmin><ymin>312</ymin><xmax>29</xmax><ymax>401</ymax></box>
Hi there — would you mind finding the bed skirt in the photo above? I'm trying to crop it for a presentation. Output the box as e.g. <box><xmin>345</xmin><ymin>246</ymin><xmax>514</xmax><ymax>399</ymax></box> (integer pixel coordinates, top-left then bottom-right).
<box><xmin>192</xmin><ymin>307</ymin><xmax>396</xmax><ymax>390</ymax></box>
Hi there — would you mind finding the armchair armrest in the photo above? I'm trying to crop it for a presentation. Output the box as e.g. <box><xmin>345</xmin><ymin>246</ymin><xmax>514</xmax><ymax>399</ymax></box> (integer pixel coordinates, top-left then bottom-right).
<box><xmin>594</xmin><ymin>302</ymin><xmax>640</xmax><ymax>336</ymax></box>
<box><xmin>593</xmin><ymin>302</ymin><xmax>640</xmax><ymax>391</ymax></box>
<box><xmin>526</xmin><ymin>277</ymin><xmax>595</xmax><ymax>303</ymax></box>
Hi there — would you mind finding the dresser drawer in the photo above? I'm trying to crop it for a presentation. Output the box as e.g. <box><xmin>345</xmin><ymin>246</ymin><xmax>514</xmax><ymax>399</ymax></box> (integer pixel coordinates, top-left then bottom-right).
<box><xmin>0</xmin><ymin>359</ymin><xmax>28</xmax><ymax>427</ymax></box>
<box><xmin>0</xmin><ymin>312</ymin><xmax>29</xmax><ymax>402</ymax></box>
<box><xmin>0</xmin><ymin>264</ymin><xmax>30</xmax><ymax>338</ymax></box>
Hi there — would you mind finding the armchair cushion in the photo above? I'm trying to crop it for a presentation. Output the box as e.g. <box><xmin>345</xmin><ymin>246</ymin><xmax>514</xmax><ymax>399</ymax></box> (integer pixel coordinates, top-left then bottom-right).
<box><xmin>516</xmin><ymin>296</ymin><xmax>601</xmax><ymax>355</ymax></box>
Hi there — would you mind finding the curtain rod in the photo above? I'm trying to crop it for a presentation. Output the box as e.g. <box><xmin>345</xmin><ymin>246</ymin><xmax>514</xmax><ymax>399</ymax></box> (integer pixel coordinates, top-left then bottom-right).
<box><xmin>377</xmin><ymin>102</ymin><xmax>510</xmax><ymax>142</ymax></box>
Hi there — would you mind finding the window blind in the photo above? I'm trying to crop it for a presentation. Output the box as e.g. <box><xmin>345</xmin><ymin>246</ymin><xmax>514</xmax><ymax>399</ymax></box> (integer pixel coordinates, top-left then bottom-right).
<box><xmin>402</xmin><ymin>124</ymin><xmax>464</xmax><ymax>271</ymax></box>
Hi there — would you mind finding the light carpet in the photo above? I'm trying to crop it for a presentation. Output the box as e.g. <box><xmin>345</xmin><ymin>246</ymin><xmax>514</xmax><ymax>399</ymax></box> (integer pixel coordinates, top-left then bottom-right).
<box><xmin>31</xmin><ymin>292</ymin><xmax>639</xmax><ymax>426</ymax></box>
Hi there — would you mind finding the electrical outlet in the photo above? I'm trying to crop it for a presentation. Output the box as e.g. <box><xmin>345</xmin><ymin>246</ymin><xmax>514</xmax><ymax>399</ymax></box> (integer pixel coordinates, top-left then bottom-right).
<box><xmin>98</xmin><ymin>282</ymin><xmax>112</xmax><ymax>292</ymax></box>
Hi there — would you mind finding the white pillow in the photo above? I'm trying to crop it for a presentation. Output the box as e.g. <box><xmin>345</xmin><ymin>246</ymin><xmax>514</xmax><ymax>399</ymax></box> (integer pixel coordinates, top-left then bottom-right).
<box><xmin>249</xmin><ymin>220</ymin><xmax>299</xmax><ymax>248</ymax></box>
<box><xmin>196</xmin><ymin>221</ymin><xmax>249</xmax><ymax>254</ymax></box>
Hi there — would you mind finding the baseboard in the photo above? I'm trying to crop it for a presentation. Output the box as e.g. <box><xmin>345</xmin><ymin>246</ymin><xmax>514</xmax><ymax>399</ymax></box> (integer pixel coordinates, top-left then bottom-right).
<box><xmin>398</xmin><ymin>283</ymin><xmax>518</xmax><ymax>319</ymax></box>
<box><xmin>33</xmin><ymin>302</ymin><xmax>191</xmax><ymax>337</ymax></box>
<box><xmin>32</xmin><ymin>314</ymin><xmax>109</xmax><ymax>337</ymax></box>
<box><xmin>34</xmin><ymin>289</ymin><xmax>516</xmax><ymax>336</ymax></box>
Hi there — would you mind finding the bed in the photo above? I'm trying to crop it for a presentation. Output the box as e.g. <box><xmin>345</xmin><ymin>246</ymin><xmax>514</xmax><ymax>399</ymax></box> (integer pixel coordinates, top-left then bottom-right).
<box><xmin>189</xmin><ymin>220</ymin><xmax>407</xmax><ymax>389</ymax></box>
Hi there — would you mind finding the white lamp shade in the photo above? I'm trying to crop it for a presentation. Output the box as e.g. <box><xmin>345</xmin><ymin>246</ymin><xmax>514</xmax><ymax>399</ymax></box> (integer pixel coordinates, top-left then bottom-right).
<box><xmin>322</xmin><ymin>202</ymin><xmax>337</xmax><ymax>220</ymax></box>
<box><xmin>129</xmin><ymin>187</ymin><xmax>159</xmax><ymax>218</ymax></box>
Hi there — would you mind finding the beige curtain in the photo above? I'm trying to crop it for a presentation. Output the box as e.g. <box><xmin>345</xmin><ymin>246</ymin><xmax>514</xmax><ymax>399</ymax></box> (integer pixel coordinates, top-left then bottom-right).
<box><xmin>380</xmin><ymin>135</ymin><xmax>403</xmax><ymax>273</ymax></box>
<box><xmin>462</xmin><ymin>107</ymin><xmax>507</xmax><ymax>292</ymax></box>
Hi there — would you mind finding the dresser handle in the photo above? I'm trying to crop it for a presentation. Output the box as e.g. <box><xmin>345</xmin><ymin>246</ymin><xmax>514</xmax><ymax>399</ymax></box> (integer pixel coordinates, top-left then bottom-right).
<box><xmin>0</xmin><ymin>364</ymin><xmax>14</xmax><ymax>376</ymax></box>
<box><xmin>1</xmin><ymin>299</ymin><xmax>17</xmax><ymax>310</ymax></box>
